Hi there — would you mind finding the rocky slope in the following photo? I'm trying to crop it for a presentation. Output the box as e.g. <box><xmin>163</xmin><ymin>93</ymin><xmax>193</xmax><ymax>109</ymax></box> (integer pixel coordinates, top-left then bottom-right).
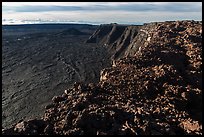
<box><xmin>2</xmin><ymin>20</ymin><xmax>202</xmax><ymax>135</ymax></box>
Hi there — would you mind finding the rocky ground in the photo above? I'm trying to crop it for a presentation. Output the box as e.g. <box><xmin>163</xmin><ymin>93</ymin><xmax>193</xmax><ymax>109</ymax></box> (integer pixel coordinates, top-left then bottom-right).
<box><xmin>2</xmin><ymin>20</ymin><xmax>202</xmax><ymax>135</ymax></box>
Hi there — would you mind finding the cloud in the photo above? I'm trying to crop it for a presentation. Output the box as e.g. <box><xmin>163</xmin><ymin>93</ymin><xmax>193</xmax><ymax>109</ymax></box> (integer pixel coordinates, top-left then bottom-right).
<box><xmin>2</xmin><ymin>10</ymin><xmax>202</xmax><ymax>23</ymax></box>
<box><xmin>2</xmin><ymin>2</ymin><xmax>202</xmax><ymax>24</ymax></box>
<box><xmin>2</xmin><ymin>2</ymin><xmax>202</xmax><ymax>13</ymax></box>
<box><xmin>3</xmin><ymin>5</ymin><xmax>82</xmax><ymax>12</ymax></box>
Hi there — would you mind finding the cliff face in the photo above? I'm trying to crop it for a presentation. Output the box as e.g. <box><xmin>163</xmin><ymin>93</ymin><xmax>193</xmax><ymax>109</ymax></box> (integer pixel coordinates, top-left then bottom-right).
<box><xmin>86</xmin><ymin>24</ymin><xmax>142</xmax><ymax>59</ymax></box>
<box><xmin>86</xmin><ymin>24</ymin><xmax>127</xmax><ymax>44</ymax></box>
<box><xmin>2</xmin><ymin>20</ymin><xmax>202</xmax><ymax>135</ymax></box>
<box><xmin>86</xmin><ymin>23</ymin><xmax>158</xmax><ymax>60</ymax></box>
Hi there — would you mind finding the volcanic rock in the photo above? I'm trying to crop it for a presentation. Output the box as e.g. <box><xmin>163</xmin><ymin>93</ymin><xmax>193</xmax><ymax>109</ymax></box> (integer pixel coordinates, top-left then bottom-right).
<box><xmin>2</xmin><ymin>20</ymin><xmax>202</xmax><ymax>135</ymax></box>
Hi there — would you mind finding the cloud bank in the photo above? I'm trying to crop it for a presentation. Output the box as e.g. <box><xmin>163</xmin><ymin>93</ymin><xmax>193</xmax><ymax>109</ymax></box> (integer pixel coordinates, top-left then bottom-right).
<box><xmin>2</xmin><ymin>2</ymin><xmax>202</xmax><ymax>25</ymax></box>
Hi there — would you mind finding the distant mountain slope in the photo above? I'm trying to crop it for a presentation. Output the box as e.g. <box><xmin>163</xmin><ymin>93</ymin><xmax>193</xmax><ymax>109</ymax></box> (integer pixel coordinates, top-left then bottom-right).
<box><xmin>2</xmin><ymin>24</ymin><xmax>98</xmax><ymax>36</ymax></box>
<box><xmin>2</xmin><ymin>23</ymin><xmax>96</xmax><ymax>30</ymax></box>
<box><xmin>55</xmin><ymin>28</ymin><xmax>88</xmax><ymax>36</ymax></box>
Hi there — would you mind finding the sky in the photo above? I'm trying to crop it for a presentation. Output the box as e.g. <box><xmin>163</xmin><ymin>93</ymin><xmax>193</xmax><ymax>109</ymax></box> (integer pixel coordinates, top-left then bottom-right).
<box><xmin>2</xmin><ymin>2</ymin><xmax>202</xmax><ymax>25</ymax></box>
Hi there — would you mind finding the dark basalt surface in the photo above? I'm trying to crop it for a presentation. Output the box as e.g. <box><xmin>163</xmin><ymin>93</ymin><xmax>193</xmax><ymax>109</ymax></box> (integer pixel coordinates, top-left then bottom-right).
<box><xmin>2</xmin><ymin>20</ymin><xmax>202</xmax><ymax>135</ymax></box>
<box><xmin>2</xmin><ymin>25</ymin><xmax>111</xmax><ymax>129</ymax></box>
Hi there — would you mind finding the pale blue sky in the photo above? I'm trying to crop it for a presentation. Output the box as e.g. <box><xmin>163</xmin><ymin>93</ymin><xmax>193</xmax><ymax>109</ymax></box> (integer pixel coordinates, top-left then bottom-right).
<box><xmin>2</xmin><ymin>2</ymin><xmax>202</xmax><ymax>25</ymax></box>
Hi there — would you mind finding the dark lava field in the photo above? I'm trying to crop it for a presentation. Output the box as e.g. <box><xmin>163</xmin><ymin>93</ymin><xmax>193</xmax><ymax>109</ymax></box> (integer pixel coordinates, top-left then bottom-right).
<box><xmin>2</xmin><ymin>24</ymin><xmax>112</xmax><ymax>128</ymax></box>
